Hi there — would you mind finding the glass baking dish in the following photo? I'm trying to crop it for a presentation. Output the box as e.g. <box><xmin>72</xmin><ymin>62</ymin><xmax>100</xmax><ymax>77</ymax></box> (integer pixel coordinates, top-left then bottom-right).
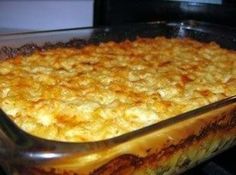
<box><xmin>0</xmin><ymin>21</ymin><xmax>235</xmax><ymax>175</ymax></box>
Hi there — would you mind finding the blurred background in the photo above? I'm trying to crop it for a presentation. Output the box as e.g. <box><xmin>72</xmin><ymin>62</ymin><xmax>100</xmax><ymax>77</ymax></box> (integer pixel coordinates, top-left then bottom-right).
<box><xmin>0</xmin><ymin>0</ymin><xmax>94</xmax><ymax>34</ymax></box>
<box><xmin>0</xmin><ymin>0</ymin><xmax>235</xmax><ymax>35</ymax></box>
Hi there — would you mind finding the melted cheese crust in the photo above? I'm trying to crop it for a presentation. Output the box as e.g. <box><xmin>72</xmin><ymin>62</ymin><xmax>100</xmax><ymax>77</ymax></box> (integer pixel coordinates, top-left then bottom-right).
<box><xmin>0</xmin><ymin>37</ymin><xmax>235</xmax><ymax>142</ymax></box>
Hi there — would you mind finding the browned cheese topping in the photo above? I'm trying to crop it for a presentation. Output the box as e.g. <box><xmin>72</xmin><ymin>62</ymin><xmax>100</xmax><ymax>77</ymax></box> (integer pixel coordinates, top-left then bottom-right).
<box><xmin>0</xmin><ymin>37</ymin><xmax>235</xmax><ymax>142</ymax></box>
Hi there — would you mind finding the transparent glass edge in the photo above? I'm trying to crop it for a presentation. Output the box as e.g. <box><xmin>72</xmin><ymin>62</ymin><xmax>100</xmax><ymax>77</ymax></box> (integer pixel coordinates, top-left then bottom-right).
<box><xmin>0</xmin><ymin>20</ymin><xmax>235</xmax><ymax>148</ymax></box>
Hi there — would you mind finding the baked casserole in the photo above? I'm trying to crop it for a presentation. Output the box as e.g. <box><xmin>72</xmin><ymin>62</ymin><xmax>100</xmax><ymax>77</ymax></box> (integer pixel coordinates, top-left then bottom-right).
<box><xmin>0</xmin><ymin>37</ymin><xmax>235</xmax><ymax>175</ymax></box>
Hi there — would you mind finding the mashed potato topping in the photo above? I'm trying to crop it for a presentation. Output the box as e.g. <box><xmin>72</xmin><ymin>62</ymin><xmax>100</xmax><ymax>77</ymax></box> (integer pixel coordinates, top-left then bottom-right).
<box><xmin>0</xmin><ymin>37</ymin><xmax>235</xmax><ymax>142</ymax></box>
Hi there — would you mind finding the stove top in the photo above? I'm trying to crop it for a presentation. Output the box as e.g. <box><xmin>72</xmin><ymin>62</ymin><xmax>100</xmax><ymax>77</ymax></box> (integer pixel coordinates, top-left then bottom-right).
<box><xmin>94</xmin><ymin>0</ymin><xmax>236</xmax><ymax>27</ymax></box>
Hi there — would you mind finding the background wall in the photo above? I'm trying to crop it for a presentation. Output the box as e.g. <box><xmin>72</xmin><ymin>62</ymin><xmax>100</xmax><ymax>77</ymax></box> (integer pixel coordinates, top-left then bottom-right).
<box><xmin>0</xmin><ymin>0</ymin><xmax>94</xmax><ymax>33</ymax></box>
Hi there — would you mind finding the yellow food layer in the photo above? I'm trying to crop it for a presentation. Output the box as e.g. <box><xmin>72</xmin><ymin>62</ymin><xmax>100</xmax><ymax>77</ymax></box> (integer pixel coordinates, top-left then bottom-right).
<box><xmin>0</xmin><ymin>37</ymin><xmax>235</xmax><ymax>142</ymax></box>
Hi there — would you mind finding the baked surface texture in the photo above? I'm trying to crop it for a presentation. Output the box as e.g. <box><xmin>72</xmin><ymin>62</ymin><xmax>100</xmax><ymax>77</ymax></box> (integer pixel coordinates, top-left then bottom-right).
<box><xmin>0</xmin><ymin>37</ymin><xmax>235</xmax><ymax>142</ymax></box>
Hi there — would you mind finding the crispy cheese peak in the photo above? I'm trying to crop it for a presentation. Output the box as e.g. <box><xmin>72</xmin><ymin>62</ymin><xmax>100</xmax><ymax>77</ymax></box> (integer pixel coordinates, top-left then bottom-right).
<box><xmin>0</xmin><ymin>37</ymin><xmax>235</xmax><ymax>142</ymax></box>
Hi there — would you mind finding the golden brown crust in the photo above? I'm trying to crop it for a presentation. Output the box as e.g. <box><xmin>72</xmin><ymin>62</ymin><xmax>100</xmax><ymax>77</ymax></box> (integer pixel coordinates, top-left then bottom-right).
<box><xmin>0</xmin><ymin>37</ymin><xmax>236</xmax><ymax>143</ymax></box>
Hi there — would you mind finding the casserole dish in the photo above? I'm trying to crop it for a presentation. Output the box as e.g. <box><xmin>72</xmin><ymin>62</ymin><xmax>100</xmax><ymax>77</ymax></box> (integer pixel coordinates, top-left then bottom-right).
<box><xmin>0</xmin><ymin>21</ymin><xmax>235</xmax><ymax>175</ymax></box>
